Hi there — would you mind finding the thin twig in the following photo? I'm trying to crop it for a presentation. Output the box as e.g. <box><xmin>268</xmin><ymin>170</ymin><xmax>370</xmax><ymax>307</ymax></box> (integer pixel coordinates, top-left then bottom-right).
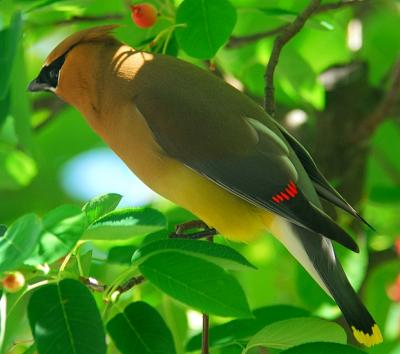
<box><xmin>202</xmin><ymin>234</ymin><xmax>214</xmax><ymax>354</ymax></box>
<box><xmin>169</xmin><ymin>220</ymin><xmax>215</xmax><ymax>354</ymax></box>
<box><xmin>316</xmin><ymin>0</ymin><xmax>366</xmax><ymax>13</ymax></box>
<box><xmin>228</xmin><ymin>25</ymin><xmax>288</xmax><ymax>48</ymax></box>
<box><xmin>80</xmin><ymin>275</ymin><xmax>146</xmax><ymax>293</ymax></box>
<box><xmin>353</xmin><ymin>58</ymin><xmax>400</xmax><ymax>142</ymax></box>
<box><xmin>117</xmin><ymin>275</ymin><xmax>145</xmax><ymax>293</ymax></box>
<box><xmin>170</xmin><ymin>219</ymin><xmax>217</xmax><ymax>239</ymax></box>
<box><xmin>264</xmin><ymin>0</ymin><xmax>321</xmax><ymax>116</ymax></box>
<box><xmin>202</xmin><ymin>314</ymin><xmax>210</xmax><ymax>354</ymax></box>
<box><xmin>227</xmin><ymin>0</ymin><xmax>365</xmax><ymax>49</ymax></box>
<box><xmin>55</xmin><ymin>14</ymin><xmax>124</xmax><ymax>26</ymax></box>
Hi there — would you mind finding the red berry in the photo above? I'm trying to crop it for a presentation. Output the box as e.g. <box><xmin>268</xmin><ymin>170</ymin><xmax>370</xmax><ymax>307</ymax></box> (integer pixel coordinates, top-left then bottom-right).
<box><xmin>130</xmin><ymin>3</ymin><xmax>158</xmax><ymax>28</ymax></box>
<box><xmin>387</xmin><ymin>274</ymin><xmax>400</xmax><ymax>302</ymax></box>
<box><xmin>2</xmin><ymin>272</ymin><xmax>25</xmax><ymax>293</ymax></box>
<box><xmin>395</xmin><ymin>238</ymin><xmax>400</xmax><ymax>256</ymax></box>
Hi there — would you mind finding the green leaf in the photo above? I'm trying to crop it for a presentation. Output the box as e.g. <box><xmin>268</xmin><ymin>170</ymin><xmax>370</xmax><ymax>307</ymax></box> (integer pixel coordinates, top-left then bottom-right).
<box><xmin>0</xmin><ymin>91</ymin><xmax>10</xmax><ymax>129</ymax></box>
<box><xmin>186</xmin><ymin>305</ymin><xmax>309</xmax><ymax>351</ymax></box>
<box><xmin>0</xmin><ymin>214</ymin><xmax>42</xmax><ymax>273</ymax></box>
<box><xmin>107</xmin><ymin>302</ymin><xmax>176</xmax><ymax>354</ymax></box>
<box><xmin>77</xmin><ymin>250</ymin><xmax>92</xmax><ymax>277</ymax></box>
<box><xmin>243</xmin><ymin>317</ymin><xmax>347</xmax><ymax>352</ymax></box>
<box><xmin>0</xmin><ymin>146</ymin><xmax>37</xmax><ymax>190</ymax></box>
<box><xmin>141</xmin><ymin>229</ymin><xmax>169</xmax><ymax>246</ymax></box>
<box><xmin>108</xmin><ymin>246</ymin><xmax>137</xmax><ymax>264</ymax></box>
<box><xmin>361</xmin><ymin>8</ymin><xmax>400</xmax><ymax>85</ymax></box>
<box><xmin>22</xmin><ymin>344</ymin><xmax>37</xmax><ymax>354</ymax></box>
<box><xmin>0</xmin><ymin>225</ymin><xmax>6</xmax><ymax>237</ymax></box>
<box><xmin>0</xmin><ymin>291</ymin><xmax>6</xmax><ymax>352</ymax></box>
<box><xmin>276</xmin><ymin>48</ymin><xmax>324</xmax><ymax>109</ymax></box>
<box><xmin>24</xmin><ymin>0</ymin><xmax>70</xmax><ymax>12</ymax></box>
<box><xmin>82</xmin><ymin>207</ymin><xmax>167</xmax><ymax>240</ymax></box>
<box><xmin>257</xmin><ymin>8</ymin><xmax>334</xmax><ymax>31</ymax></box>
<box><xmin>280</xmin><ymin>342</ymin><xmax>366</xmax><ymax>354</ymax></box>
<box><xmin>132</xmin><ymin>239</ymin><xmax>255</xmax><ymax>270</ymax></box>
<box><xmin>364</xmin><ymin>259</ymin><xmax>400</xmax><ymax>332</ymax></box>
<box><xmin>28</xmin><ymin>279</ymin><xmax>106</xmax><ymax>354</ymax></box>
<box><xmin>82</xmin><ymin>193</ymin><xmax>122</xmax><ymax>224</ymax></box>
<box><xmin>0</xmin><ymin>12</ymin><xmax>22</xmax><ymax>99</ymax></box>
<box><xmin>10</xmin><ymin>41</ymin><xmax>34</xmax><ymax>152</ymax></box>
<box><xmin>25</xmin><ymin>205</ymin><xmax>86</xmax><ymax>266</ymax></box>
<box><xmin>370</xmin><ymin>185</ymin><xmax>400</xmax><ymax>204</ymax></box>
<box><xmin>175</xmin><ymin>0</ymin><xmax>237</xmax><ymax>59</ymax></box>
<box><xmin>139</xmin><ymin>251</ymin><xmax>251</xmax><ymax>318</ymax></box>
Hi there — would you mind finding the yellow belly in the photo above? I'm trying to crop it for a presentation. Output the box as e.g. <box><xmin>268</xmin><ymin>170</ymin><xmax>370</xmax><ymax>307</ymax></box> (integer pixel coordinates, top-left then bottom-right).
<box><xmin>158</xmin><ymin>159</ymin><xmax>273</xmax><ymax>241</ymax></box>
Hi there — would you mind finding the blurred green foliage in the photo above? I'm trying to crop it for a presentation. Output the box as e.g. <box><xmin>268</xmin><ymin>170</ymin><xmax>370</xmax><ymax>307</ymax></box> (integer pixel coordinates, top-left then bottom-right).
<box><xmin>0</xmin><ymin>0</ymin><xmax>399</xmax><ymax>353</ymax></box>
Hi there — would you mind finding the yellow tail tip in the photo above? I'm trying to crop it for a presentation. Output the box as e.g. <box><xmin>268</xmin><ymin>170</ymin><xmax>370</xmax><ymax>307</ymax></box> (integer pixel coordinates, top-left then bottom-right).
<box><xmin>351</xmin><ymin>324</ymin><xmax>383</xmax><ymax>347</ymax></box>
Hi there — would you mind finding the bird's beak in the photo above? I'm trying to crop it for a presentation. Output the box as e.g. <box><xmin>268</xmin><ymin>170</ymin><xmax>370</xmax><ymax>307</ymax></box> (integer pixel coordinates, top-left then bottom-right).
<box><xmin>27</xmin><ymin>78</ymin><xmax>51</xmax><ymax>92</ymax></box>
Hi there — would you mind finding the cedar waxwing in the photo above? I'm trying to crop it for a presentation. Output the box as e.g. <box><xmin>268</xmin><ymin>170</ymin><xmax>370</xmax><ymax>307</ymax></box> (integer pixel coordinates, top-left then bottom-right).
<box><xmin>28</xmin><ymin>25</ymin><xmax>382</xmax><ymax>347</ymax></box>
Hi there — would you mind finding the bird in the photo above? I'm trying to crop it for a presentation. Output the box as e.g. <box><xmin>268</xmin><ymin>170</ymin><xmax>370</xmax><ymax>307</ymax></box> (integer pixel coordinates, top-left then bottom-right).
<box><xmin>28</xmin><ymin>25</ymin><xmax>382</xmax><ymax>347</ymax></box>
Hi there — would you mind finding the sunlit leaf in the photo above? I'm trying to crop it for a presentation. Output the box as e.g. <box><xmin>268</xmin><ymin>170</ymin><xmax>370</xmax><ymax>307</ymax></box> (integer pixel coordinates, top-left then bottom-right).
<box><xmin>0</xmin><ymin>214</ymin><xmax>42</xmax><ymax>273</ymax></box>
<box><xmin>107</xmin><ymin>302</ymin><xmax>176</xmax><ymax>354</ymax></box>
<box><xmin>243</xmin><ymin>317</ymin><xmax>346</xmax><ymax>352</ymax></box>
<box><xmin>82</xmin><ymin>193</ymin><xmax>122</xmax><ymax>225</ymax></box>
<box><xmin>132</xmin><ymin>238</ymin><xmax>256</xmax><ymax>271</ymax></box>
<box><xmin>280</xmin><ymin>342</ymin><xmax>366</xmax><ymax>354</ymax></box>
<box><xmin>140</xmin><ymin>251</ymin><xmax>251</xmax><ymax>318</ymax></box>
<box><xmin>175</xmin><ymin>0</ymin><xmax>237</xmax><ymax>59</ymax></box>
<box><xmin>28</xmin><ymin>279</ymin><xmax>106</xmax><ymax>354</ymax></box>
<box><xmin>25</xmin><ymin>205</ymin><xmax>86</xmax><ymax>266</ymax></box>
<box><xmin>186</xmin><ymin>305</ymin><xmax>309</xmax><ymax>351</ymax></box>
<box><xmin>83</xmin><ymin>207</ymin><xmax>166</xmax><ymax>240</ymax></box>
<box><xmin>0</xmin><ymin>291</ymin><xmax>6</xmax><ymax>351</ymax></box>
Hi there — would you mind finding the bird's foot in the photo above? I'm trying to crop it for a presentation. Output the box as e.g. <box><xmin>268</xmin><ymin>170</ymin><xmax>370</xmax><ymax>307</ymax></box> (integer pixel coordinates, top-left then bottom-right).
<box><xmin>169</xmin><ymin>220</ymin><xmax>217</xmax><ymax>240</ymax></box>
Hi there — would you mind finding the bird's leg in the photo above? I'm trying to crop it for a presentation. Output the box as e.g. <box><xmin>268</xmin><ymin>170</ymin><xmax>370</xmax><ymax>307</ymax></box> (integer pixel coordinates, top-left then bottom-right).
<box><xmin>169</xmin><ymin>219</ymin><xmax>217</xmax><ymax>239</ymax></box>
<box><xmin>170</xmin><ymin>220</ymin><xmax>215</xmax><ymax>354</ymax></box>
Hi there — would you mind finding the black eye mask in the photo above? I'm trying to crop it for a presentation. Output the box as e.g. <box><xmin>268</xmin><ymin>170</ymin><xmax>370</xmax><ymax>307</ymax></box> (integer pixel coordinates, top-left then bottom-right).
<box><xmin>28</xmin><ymin>53</ymin><xmax>67</xmax><ymax>92</ymax></box>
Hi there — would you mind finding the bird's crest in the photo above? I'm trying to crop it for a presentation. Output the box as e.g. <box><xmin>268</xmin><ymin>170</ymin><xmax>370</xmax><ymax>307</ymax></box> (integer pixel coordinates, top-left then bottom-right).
<box><xmin>45</xmin><ymin>25</ymin><xmax>119</xmax><ymax>65</ymax></box>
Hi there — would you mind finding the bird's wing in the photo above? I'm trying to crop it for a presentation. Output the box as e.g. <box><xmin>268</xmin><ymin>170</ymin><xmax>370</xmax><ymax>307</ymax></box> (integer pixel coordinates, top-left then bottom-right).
<box><xmin>132</xmin><ymin>56</ymin><xmax>358</xmax><ymax>252</ymax></box>
<box><xmin>275</xmin><ymin>124</ymin><xmax>374</xmax><ymax>229</ymax></box>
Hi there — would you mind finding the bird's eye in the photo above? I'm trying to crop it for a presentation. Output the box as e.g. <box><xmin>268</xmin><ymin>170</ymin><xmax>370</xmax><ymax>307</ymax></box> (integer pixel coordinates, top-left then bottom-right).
<box><xmin>49</xmin><ymin>69</ymin><xmax>59</xmax><ymax>85</ymax></box>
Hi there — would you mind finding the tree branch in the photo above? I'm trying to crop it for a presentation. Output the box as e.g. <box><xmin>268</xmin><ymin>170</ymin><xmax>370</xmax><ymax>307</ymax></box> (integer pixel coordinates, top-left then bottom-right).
<box><xmin>353</xmin><ymin>58</ymin><xmax>400</xmax><ymax>142</ymax></box>
<box><xmin>80</xmin><ymin>275</ymin><xmax>146</xmax><ymax>293</ymax></box>
<box><xmin>227</xmin><ymin>25</ymin><xmax>288</xmax><ymax>49</ymax></box>
<box><xmin>227</xmin><ymin>0</ymin><xmax>365</xmax><ymax>49</ymax></box>
<box><xmin>264</xmin><ymin>0</ymin><xmax>321</xmax><ymax>116</ymax></box>
<box><xmin>55</xmin><ymin>14</ymin><xmax>123</xmax><ymax>26</ymax></box>
<box><xmin>316</xmin><ymin>0</ymin><xmax>366</xmax><ymax>13</ymax></box>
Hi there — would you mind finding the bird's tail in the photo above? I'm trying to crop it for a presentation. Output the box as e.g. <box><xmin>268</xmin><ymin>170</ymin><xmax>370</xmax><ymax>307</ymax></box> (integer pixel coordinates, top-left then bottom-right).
<box><xmin>266</xmin><ymin>215</ymin><xmax>383</xmax><ymax>347</ymax></box>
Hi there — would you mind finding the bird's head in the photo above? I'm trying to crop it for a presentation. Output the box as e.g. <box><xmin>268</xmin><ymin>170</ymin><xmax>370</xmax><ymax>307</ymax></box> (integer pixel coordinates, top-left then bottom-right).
<box><xmin>28</xmin><ymin>25</ymin><xmax>120</xmax><ymax>112</ymax></box>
